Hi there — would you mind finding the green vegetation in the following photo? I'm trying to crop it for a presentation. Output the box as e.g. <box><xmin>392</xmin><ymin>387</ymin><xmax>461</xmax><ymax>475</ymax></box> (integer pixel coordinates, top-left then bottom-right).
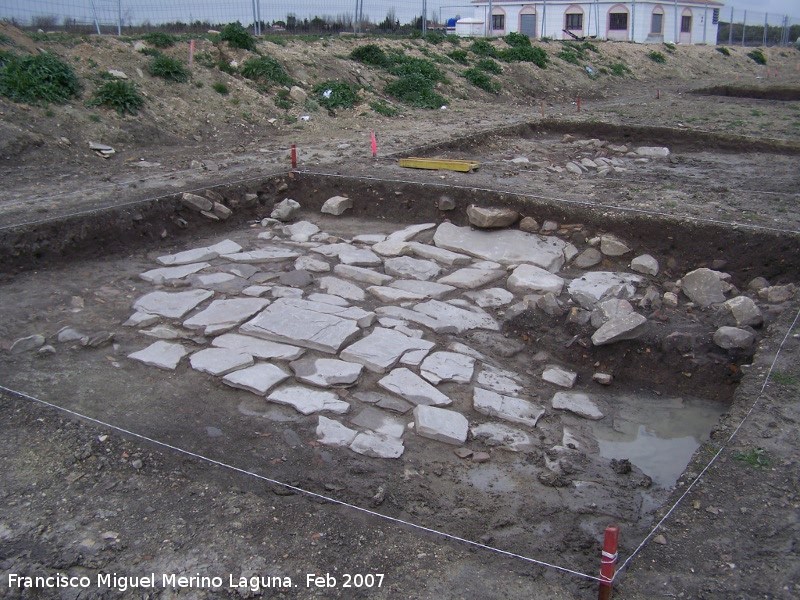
<box><xmin>349</xmin><ymin>44</ymin><xmax>390</xmax><ymax>67</ymax></box>
<box><xmin>463</xmin><ymin>67</ymin><xmax>500</xmax><ymax>94</ymax></box>
<box><xmin>470</xmin><ymin>39</ymin><xmax>496</xmax><ymax>57</ymax></box>
<box><xmin>143</xmin><ymin>31</ymin><xmax>177</xmax><ymax>48</ymax></box>
<box><xmin>770</xmin><ymin>370</ymin><xmax>798</xmax><ymax>386</ymax></box>
<box><xmin>148</xmin><ymin>54</ymin><xmax>190</xmax><ymax>82</ymax></box>
<box><xmin>0</xmin><ymin>33</ymin><xmax>15</xmax><ymax>46</ymax></box>
<box><xmin>446</xmin><ymin>34</ymin><xmax>460</xmax><ymax>45</ymax></box>
<box><xmin>220</xmin><ymin>22</ymin><xmax>256</xmax><ymax>51</ymax></box>
<box><xmin>313</xmin><ymin>80</ymin><xmax>360</xmax><ymax>109</ymax></box>
<box><xmin>504</xmin><ymin>32</ymin><xmax>531</xmax><ymax>48</ymax></box>
<box><xmin>448</xmin><ymin>49</ymin><xmax>469</xmax><ymax>65</ymax></box>
<box><xmin>663</xmin><ymin>42</ymin><xmax>676</xmax><ymax>54</ymax></box>
<box><xmin>369</xmin><ymin>100</ymin><xmax>398</xmax><ymax>116</ymax></box>
<box><xmin>747</xmin><ymin>49</ymin><xmax>767</xmax><ymax>65</ymax></box>
<box><xmin>0</xmin><ymin>52</ymin><xmax>80</xmax><ymax>104</ymax></box>
<box><xmin>240</xmin><ymin>55</ymin><xmax>293</xmax><ymax>87</ymax></box>
<box><xmin>558</xmin><ymin>41</ymin><xmax>597</xmax><ymax>65</ymax></box>
<box><xmin>139</xmin><ymin>47</ymin><xmax>161</xmax><ymax>57</ymax></box>
<box><xmin>88</xmin><ymin>113</ymin><xmax>100</xmax><ymax>122</ymax></box>
<box><xmin>212</xmin><ymin>82</ymin><xmax>229</xmax><ymax>95</ymax></box>
<box><xmin>498</xmin><ymin>45</ymin><xmax>548</xmax><ymax>67</ymax></box>
<box><xmin>733</xmin><ymin>447</ymin><xmax>772</xmax><ymax>469</ymax></box>
<box><xmin>425</xmin><ymin>32</ymin><xmax>446</xmax><ymax>45</ymax></box>
<box><xmin>88</xmin><ymin>79</ymin><xmax>144</xmax><ymax>116</ymax></box>
<box><xmin>274</xmin><ymin>87</ymin><xmax>292</xmax><ymax>109</ymax></box>
<box><xmin>647</xmin><ymin>50</ymin><xmax>666</xmax><ymax>63</ymax></box>
<box><xmin>716</xmin><ymin>46</ymin><xmax>731</xmax><ymax>56</ymax></box>
<box><xmin>608</xmin><ymin>62</ymin><xmax>631</xmax><ymax>76</ymax></box>
<box><xmin>0</xmin><ymin>49</ymin><xmax>15</xmax><ymax>69</ymax></box>
<box><xmin>385</xmin><ymin>72</ymin><xmax>446</xmax><ymax>109</ymax></box>
<box><xmin>476</xmin><ymin>58</ymin><xmax>502</xmax><ymax>74</ymax></box>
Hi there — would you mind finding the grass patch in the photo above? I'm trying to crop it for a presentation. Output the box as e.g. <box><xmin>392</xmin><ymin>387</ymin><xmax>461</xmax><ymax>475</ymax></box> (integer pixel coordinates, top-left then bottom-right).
<box><xmin>558</xmin><ymin>41</ymin><xmax>593</xmax><ymax>65</ymax></box>
<box><xmin>448</xmin><ymin>49</ymin><xmax>469</xmax><ymax>65</ymax></box>
<box><xmin>385</xmin><ymin>73</ymin><xmax>446</xmax><ymax>109</ymax></box>
<box><xmin>476</xmin><ymin>58</ymin><xmax>502</xmax><ymax>74</ymax></box>
<box><xmin>148</xmin><ymin>54</ymin><xmax>189</xmax><ymax>82</ymax></box>
<box><xmin>470</xmin><ymin>39</ymin><xmax>497</xmax><ymax>57</ymax></box>
<box><xmin>770</xmin><ymin>371</ymin><xmax>798</xmax><ymax>386</ymax></box>
<box><xmin>0</xmin><ymin>52</ymin><xmax>81</xmax><ymax>105</ymax></box>
<box><xmin>751</xmin><ymin>109</ymin><xmax>764</xmax><ymax>117</ymax></box>
<box><xmin>747</xmin><ymin>49</ymin><xmax>767</xmax><ymax>65</ymax></box>
<box><xmin>716</xmin><ymin>46</ymin><xmax>731</xmax><ymax>56</ymax></box>
<box><xmin>647</xmin><ymin>50</ymin><xmax>666</xmax><ymax>64</ymax></box>
<box><xmin>446</xmin><ymin>34</ymin><xmax>460</xmax><ymax>45</ymax></box>
<box><xmin>504</xmin><ymin>32</ymin><xmax>531</xmax><ymax>48</ymax></box>
<box><xmin>425</xmin><ymin>32</ymin><xmax>446</xmax><ymax>45</ymax></box>
<box><xmin>370</xmin><ymin>100</ymin><xmax>398</xmax><ymax>116</ymax></box>
<box><xmin>87</xmin><ymin>79</ymin><xmax>144</xmax><ymax>116</ymax></box>
<box><xmin>220</xmin><ymin>22</ymin><xmax>256</xmax><ymax>51</ymax></box>
<box><xmin>733</xmin><ymin>447</ymin><xmax>772</xmax><ymax>469</ymax></box>
<box><xmin>143</xmin><ymin>32</ymin><xmax>176</xmax><ymax>48</ymax></box>
<box><xmin>463</xmin><ymin>68</ymin><xmax>500</xmax><ymax>94</ymax></box>
<box><xmin>0</xmin><ymin>33</ymin><xmax>15</xmax><ymax>46</ymax></box>
<box><xmin>387</xmin><ymin>56</ymin><xmax>444</xmax><ymax>82</ymax></box>
<box><xmin>274</xmin><ymin>88</ymin><xmax>292</xmax><ymax>109</ymax></box>
<box><xmin>313</xmin><ymin>80</ymin><xmax>359</xmax><ymax>110</ymax></box>
<box><xmin>663</xmin><ymin>42</ymin><xmax>676</xmax><ymax>54</ymax></box>
<box><xmin>240</xmin><ymin>56</ymin><xmax>293</xmax><ymax>87</ymax></box>
<box><xmin>499</xmin><ymin>45</ymin><xmax>548</xmax><ymax>68</ymax></box>
<box><xmin>88</xmin><ymin>114</ymin><xmax>100</xmax><ymax>122</ymax></box>
<box><xmin>212</xmin><ymin>82</ymin><xmax>229</xmax><ymax>95</ymax></box>
<box><xmin>350</xmin><ymin>44</ymin><xmax>390</xmax><ymax>68</ymax></box>
<box><xmin>608</xmin><ymin>62</ymin><xmax>631</xmax><ymax>76</ymax></box>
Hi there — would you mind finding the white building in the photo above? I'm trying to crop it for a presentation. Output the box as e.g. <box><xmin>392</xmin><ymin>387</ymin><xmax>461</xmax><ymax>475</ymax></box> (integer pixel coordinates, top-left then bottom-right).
<box><xmin>464</xmin><ymin>1</ymin><xmax>724</xmax><ymax>44</ymax></box>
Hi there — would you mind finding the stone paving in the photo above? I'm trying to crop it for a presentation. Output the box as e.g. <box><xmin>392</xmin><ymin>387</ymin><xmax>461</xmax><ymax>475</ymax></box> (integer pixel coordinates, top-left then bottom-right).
<box><xmin>120</xmin><ymin>205</ymin><xmax>782</xmax><ymax>462</ymax></box>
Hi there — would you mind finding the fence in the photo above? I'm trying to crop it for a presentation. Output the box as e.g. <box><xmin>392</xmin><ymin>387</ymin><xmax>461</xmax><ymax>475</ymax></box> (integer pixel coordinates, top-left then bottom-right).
<box><xmin>1</xmin><ymin>1</ymin><xmax>799</xmax><ymax>46</ymax></box>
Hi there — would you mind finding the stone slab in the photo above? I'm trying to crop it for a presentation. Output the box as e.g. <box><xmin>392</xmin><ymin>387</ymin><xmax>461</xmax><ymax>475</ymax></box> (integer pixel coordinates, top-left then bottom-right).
<box><xmin>367</xmin><ymin>286</ymin><xmax>427</xmax><ymax>303</ymax></box>
<box><xmin>339</xmin><ymin>327</ymin><xmax>434</xmax><ymax>373</ymax></box>
<box><xmin>349</xmin><ymin>432</ymin><xmax>404</xmax><ymax>459</ymax></box>
<box><xmin>412</xmin><ymin>300</ymin><xmax>500</xmax><ymax>333</ymax></box>
<box><xmin>140</xmin><ymin>262</ymin><xmax>210</xmax><ymax>284</ymax></box>
<box><xmin>681</xmin><ymin>268</ymin><xmax>726</xmax><ymax>306</ymax></box>
<box><xmin>476</xmin><ymin>366</ymin><xmax>524</xmax><ymax>395</ymax></box>
<box><xmin>333</xmin><ymin>264</ymin><xmax>393</xmax><ymax>286</ymax></box>
<box><xmin>386</xmin><ymin>223</ymin><xmax>436</xmax><ymax>242</ymax></box>
<box><xmin>290</xmin><ymin>357</ymin><xmax>363</xmax><ymax>387</ymax></box>
<box><xmin>567</xmin><ymin>272</ymin><xmax>641</xmax><ymax>304</ymax></box>
<box><xmin>591</xmin><ymin>313</ymin><xmax>648</xmax><ymax>346</ymax></box>
<box><xmin>306</xmin><ymin>293</ymin><xmax>350</xmax><ymax>307</ymax></box>
<box><xmin>338</xmin><ymin>248</ymin><xmax>382</xmax><ymax>267</ymax></box>
<box><xmin>419</xmin><ymin>351</ymin><xmax>476</xmax><ymax>385</ymax></box>
<box><xmin>190</xmin><ymin>348</ymin><xmax>254</xmax><ymax>376</ymax></box>
<box><xmin>542</xmin><ymin>366</ymin><xmax>578</xmax><ymax>388</ymax></box>
<box><xmin>551</xmin><ymin>392</ymin><xmax>604</xmax><ymax>420</ymax></box>
<box><xmin>413</xmin><ymin>405</ymin><xmax>468</xmax><ymax>445</ymax></box>
<box><xmin>222</xmin><ymin>247</ymin><xmax>300</xmax><ymax>263</ymax></box>
<box><xmin>407</xmin><ymin>242</ymin><xmax>472</xmax><ymax>266</ymax></box>
<box><xmin>507</xmin><ymin>264</ymin><xmax>565</xmax><ymax>295</ymax></box>
<box><xmin>384</xmin><ymin>256</ymin><xmax>441</xmax><ymax>281</ymax></box>
<box><xmin>128</xmin><ymin>341</ymin><xmax>187</xmax><ymax>371</ymax></box>
<box><xmin>473</xmin><ymin>387</ymin><xmax>545</xmax><ymax>428</ymax></box>
<box><xmin>433</xmin><ymin>222</ymin><xmax>566</xmax><ymax>271</ymax></box>
<box><xmin>184</xmin><ymin>298</ymin><xmax>269</xmax><ymax>335</ymax></box>
<box><xmin>156</xmin><ymin>247</ymin><xmax>218</xmax><ymax>266</ymax></box>
<box><xmin>471</xmin><ymin>422</ymin><xmax>533</xmax><ymax>452</ymax></box>
<box><xmin>295</xmin><ymin>255</ymin><xmax>331</xmax><ymax>273</ymax></box>
<box><xmin>132</xmin><ymin>289</ymin><xmax>214</xmax><ymax>319</ymax></box>
<box><xmin>437</xmin><ymin>268</ymin><xmax>506</xmax><ymax>290</ymax></box>
<box><xmin>350</xmin><ymin>407</ymin><xmax>406</xmax><ymax>438</ymax></box>
<box><xmin>267</xmin><ymin>385</ymin><xmax>350</xmax><ymax>415</ymax></box>
<box><xmin>464</xmin><ymin>288</ymin><xmax>515</xmax><ymax>308</ymax></box>
<box><xmin>378</xmin><ymin>368</ymin><xmax>451</xmax><ymax>407</ymax></box>
<box><xmin>316</xmin><ymin>416</ymin><xmax>358</xmax><ymax>447</ymax></box>
<box><xmin>318</xmin><ymin>276</ymin><xmax>366</xmax><ymax>302</ymax></box>
<box><xmin>222</xmin><ymin>363</ymin><xmax>290</xmax><ymax>395</ymax></box>
<box><xmin>212</xmin><ymin>333</ymin><xmax>304</xmax><ymax>360</ymax></box>
<box><xmin>388</xmin><ymin>279</ymin><xmax>456</xmax><ymax>299</ymax></box>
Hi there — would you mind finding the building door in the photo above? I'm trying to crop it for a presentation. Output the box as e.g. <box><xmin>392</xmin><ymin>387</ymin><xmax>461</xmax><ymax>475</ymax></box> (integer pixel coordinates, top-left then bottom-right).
<box><xmin>679</xmin><ymin>13</ymin><xmax>692</xmax><ymax>44</ymax></box>
<box><xmin>520</xmin><ymin>14</ymin><xmax>537</xmax><ymax>38</ymax></box>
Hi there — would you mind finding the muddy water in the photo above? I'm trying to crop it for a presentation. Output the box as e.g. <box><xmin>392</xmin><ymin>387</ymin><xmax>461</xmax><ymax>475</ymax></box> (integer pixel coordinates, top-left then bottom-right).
<box><xmin>588</xmin><ymin>394</ymin><xmax>727</xmax><ymax>488</ymax></box>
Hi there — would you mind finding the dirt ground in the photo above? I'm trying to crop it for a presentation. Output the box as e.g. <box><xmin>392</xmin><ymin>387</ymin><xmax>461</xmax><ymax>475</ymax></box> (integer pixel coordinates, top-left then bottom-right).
<box><xmin>1</xmin><ymin>24</ymin><xmax>800</xmax><ymax>599</ymax></box>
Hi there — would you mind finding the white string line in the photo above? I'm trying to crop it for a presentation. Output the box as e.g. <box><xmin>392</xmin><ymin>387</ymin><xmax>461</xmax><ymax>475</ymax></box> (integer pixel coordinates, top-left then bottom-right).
<box><xmin>0</xmin><ymin>383</ymin><xmax>604</xmax><ymax>584</ymax></box>
<box><xmin>614</xmin><ymin>305</ymin><xmax>800</xmax><ymax>581</ymax></box>
<box><xmin>293</xmin><ymin>170</ymin><xmax>800</xmax><ymax>236</ymax></box>
<box><xmin>0</xmin><ymin>170</ymin><xmax>289</xmax><ymax>232</ymax></box>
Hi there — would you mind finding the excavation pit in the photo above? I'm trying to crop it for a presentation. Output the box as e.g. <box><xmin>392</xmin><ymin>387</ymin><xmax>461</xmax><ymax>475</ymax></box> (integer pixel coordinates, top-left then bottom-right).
<box><xmin>1</xmin><ymin>161</ymin><xmax>797</xmax><ymax>579</ymax></box>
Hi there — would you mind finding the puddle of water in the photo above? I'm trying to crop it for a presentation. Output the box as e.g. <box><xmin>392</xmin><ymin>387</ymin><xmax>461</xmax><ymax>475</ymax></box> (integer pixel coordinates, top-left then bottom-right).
<box><xmin>587</xmin><ymin>394</ymin><xmax>726</xmax><ymax>489</ymax></box>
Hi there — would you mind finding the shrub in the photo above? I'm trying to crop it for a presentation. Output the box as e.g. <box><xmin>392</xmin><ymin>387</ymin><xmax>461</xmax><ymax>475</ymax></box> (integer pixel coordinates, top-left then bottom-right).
<box><xmin>385</xmin><ymin>73</ymin><xmax>446</xmax><ymax>109</ymax></box>
<box><xmin>148</xmin><ymin>54</ymin><xmax>189</xmax><ymax>82</ymax></box>
<box><xmin>716</xmin><ymin>46</ymin><xmax>731</xmax><ymax>56</ymax></box>
<box><xmin>240</xmin><ymin>55</ymin><xmax>293</xmax><ymax>87</ymax></box>
<box><xmin>446</xmin><ymin>34</ymin><xmax>460</xmax><ymax>45</ymax></box>
<box><xmin>498</xmin><ymin>45</ymin><xmax>548</xmax><ymax>68</ymax></box>
<box><xmin>212</xmin><ymin>82</ymin><xmax>229</xmax><ymax>94</ymax></box>
<box><xmin>470</xmin><ymin>39</ymin><xmax>497</xmax><ymax>57</ymax></box>
<box><xmin>143</xmin><ymin>32</ymin><xmax>176</xmax><ymax>48</ymax></box>
<box><xmin>647</xmin><ymin>50</ymin><xmax>666</xmax><ymax>63</ymax></box>
<box><xmin>425</xmin><ymin>32</ymin><xmax>446</xmax><ymax>45</ymax></box>
<box><xmin>370</xmin><ymin>100</ymin><xmax>398</xmax><ymax>116</ymax></box>
<box><xmin>448</xmin><ymin>49</ymin><xmax>469</xmax><ymax>64</ymax></box>
<box><xmin>747</xmin><ymin>49</ymin><xmax>766</xmax><ymax>65</ymax></box>
<box><xmin>388</xmin><ymin>56</ymin><xmax>444</xmax><ymax>82</ymax></box>
<box><xmin>608</xmin><ymin>62</ymin><xmax>630</xmax><ymax>76</ymax></box>
<box><xmin>0</xmin><ymin>49</ymin><xmax>15</xmax><ymax>69</ymax></box>
<box><xmin>663</xmin><ymin>42</ymin><xmax>676</xmax><ymax>54</ymax></box>
<box><xmin>88</xmin><ymin>79</ymin><xmax>144</xmax><ymax>116</ymax></box>
<box><xmin>274</xmin><ymin>88</ymin><xmax>292</xmax><ymax>109</ymax></box>
<box><xmin>139</xmin><ymin>47</ymin><xmax>161</xmax><ymax>57</ymax></box>
<box><xmin>504</xmin><ymin>32</ymin><xmax>531</xmax><ymax>47</ymax></box>
<box><xmin>313</xmin><ymin>80</ymin><xmax>359</xmax><ymax>110</ymax></box>
<box><xmin>349</xmin><ymin>44</ymin><xmax>389</xmax><ymax>67</ymax></box>
<box><xmin>476</xmin><ymin>58</ymin><xmax>502</xmax><ymax>74</ymax></box>
<box><xmin>463</xmin><ymin>67</ymin><xmax>500</xmax><ymax>94</ymax></box>
<box><xmin>220</xmin><ymin>22</ymin><xmax>256</xmax><ymax>51</ymax></box>
<box><xmin>0</xmin><ymin>52</ymin><xmax>80</xmax><ymax>104</ymax></box>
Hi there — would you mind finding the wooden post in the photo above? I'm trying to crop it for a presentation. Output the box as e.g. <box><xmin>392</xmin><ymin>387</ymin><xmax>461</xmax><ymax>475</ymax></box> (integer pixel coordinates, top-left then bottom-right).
<box><xmin>291</xmin><ymin>144</ymin><xmax>297</xmax><ymax>170</ymax></box>
<box><xmin>598</xmin><ymin>525</ymin><xmax>619</xmax><ymax>600</ymax></box>
<box><xmin>541</xmin><ymin>100</ymin><xmax>545</xmax><ymax>119</ymax></box>
<box><xmin>577</xmin><ymin>97</ymin><xmax>581</xmax><ymax>112</ymax></box>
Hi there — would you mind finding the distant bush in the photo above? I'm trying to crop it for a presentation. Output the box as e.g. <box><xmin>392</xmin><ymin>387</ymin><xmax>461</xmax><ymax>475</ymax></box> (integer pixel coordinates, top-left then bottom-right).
<box><xmin>349</xmin><ymin>44</ymin><xmax>390</xmax><ymax>67</ymax></box>
<box><xmin>212</xmin><ymin>82</ymin><xmax>229</xmax><ymax>94</ymax></box>
<box><xmin>504</xmin><ymin>32</ymin><xmax>531</xmax><ymax>48</ymax></box>
<box><xmin>448</xmin><ymin>49</ymin><xmax>469</xmax><ymax>64</ymax></box>
<box><xmin>663</xmin><ymin>42</ymin><xmax>676</xmax><ymax>54</ymax></box>
<box><xmin>498</xmin><ymin>45</ymin><xmax>548</xmax><ymax>68</ymax></box>
<box><xmin>148</xmin><ymin>54</ymin><xmax>189</xmax><ymax>82</ymax></box>
<box><xmin>274</xmin><ymin>87</ymin><xmax>292</xmax><ymax>109</ymax></box>
<box><xmin>425</xmin><ymin>32</ymin><xmax>446</xmax><ymax>45</ymax></box>
<box><xmin>747</xmin><ymin>49</ymin><xmax>766</xmax><ymax>65</ymax></box>
<box><xmin>476</xmin><ymin>58</ymin><xmax>502</xmax><ymax>74</ymax></box>
<box><xmin>220</xmin><ymin>22</ymin><xmax>256</xmax><ymax>51</ymax></box>
<box><xmin>387</xmin><ymin>56</ymin><xmax>444</xmax><ymax>82</ymax></box>
<box><xmin>385</xmin><ymin>73</ymin><xmax>446</xmax><ymax>109</ymax></box>
<box><xmin>88</xmin><ymin>79</ymin><xmax>144</xmax><ymax>116</ymax></box>
<box><xmin>470</xmin><ymin>39</ymin><xmax>497</xmax><ymax>57</ymax></box>
<box><xmin>716</xmin><ymin>46</ymin><xmax>731</xmax><ymax>56</ymax></box>
<box><xmin>647</xmin><ymin>50</ymin><xmax>666</xmax><ymax>63</ymax></box>
<box><xmin>608</xmin><ymin>62</ymin><xmax>631</xmax><ymax>76</ymax></box>
<box><xmin>370</xmin><ymin>100</ymin><xmax>398</xmax><ymax>116</ymax></box>
<box><xmin>463</xmin><ymin>67</ymin><xmax>500</xmax><ymax>94</ymax></box>
<box><xmin>240</xmin><ymin>55</ymin><xmax>293</xmax><ymax>87</ymax></box>
<box><xmin>143</xmin><ymin>32</ymin><xmax>176</xmax><ymax>48</ymax></box>
<box><xmin>0</xmin><ymin>52</ymin><xmax>80</xmax><ymax>104</ymax></box>
<box><xmin>446</xmin><ymin>34</ymin><xmax>460</xmax><ymax>45</ymax></box>
<box><xmin>313</xmin><ymin>80</ymin><xmax>360</xmax><ymax>110</ymax></box>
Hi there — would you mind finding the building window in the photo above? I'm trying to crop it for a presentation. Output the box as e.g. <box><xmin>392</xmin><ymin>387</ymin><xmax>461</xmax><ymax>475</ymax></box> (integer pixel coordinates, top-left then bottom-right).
<box><xmin>565</xmin><ymin>13</ymin><xmax>583</xmax><ymax>31</ymax></box>
<box><xmin>651</xmin><ymin>13</ymin><xmax>663</xmax><ymax>34</ymax></box>
<box><xmin>681</xmin><ymin>15</ymin><xmax>692</xmax><ymax>33</ymax></box>
<box><xmin>609</xmin><ymin>13</ymin><xmax>628</xmax><ymax>31</ymax></box>
<box><xmin>492</xmin><ymin>14</ymin><xmax>505</xmax><ymax>31</ymax></box>
<box><xmin>712</xmin><ymin>8</ymin><xmax>720</xmax><ymax>25</ymax></box>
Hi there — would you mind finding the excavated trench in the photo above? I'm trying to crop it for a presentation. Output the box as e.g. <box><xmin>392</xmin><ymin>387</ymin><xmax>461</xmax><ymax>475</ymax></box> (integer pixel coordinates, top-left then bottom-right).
<box><xmin>691</xmin><ymin>85</ymin><xmax>800</xmax><ymax>101</ymax></box>
<box><xmin>1</xmin><ymin>123</ymin><xmax>798</xmax><ymax>575</ymax></box>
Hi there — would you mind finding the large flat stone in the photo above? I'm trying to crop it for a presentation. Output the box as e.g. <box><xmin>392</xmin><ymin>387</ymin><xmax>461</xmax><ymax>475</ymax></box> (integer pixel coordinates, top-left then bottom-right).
<box><xmin>316</xmin><ymin>416</ymin><xmax>357</xmax><ymax>447</ymax></box>
<box><xmin>471</xmin><ymin>422</ymin><xmax>533</xmax><ymax>452</ymax></box>
<box><xmin>183</xmin><ymin>298</ymin><xmax>269</xmax><ymax>335</ymax></box>
<box><xmin>713</xmin><ymin>326</ymin><xmax>755</xmax><ymax>350</ymax></box>
<box><xmin>349</xmin><ymin>432</ymin><xmax>404</xmax><ymax>458</ymax></box>
<box><xmin>433</xmin><ymin>222</ymin><xmax>567</xmax><ymax>271</ymax></box>
<box><xmin>464</xmin><ymin>288</ymin><xmax>514</xmax><ymax>308</ymax></box>
<box><xmin>590</xmin><ymin>299</ymin><xmax>634</xmax><ymax>329</ymax></box>
<box><xmin>591</xmin><ymin>313</ymin><xmax>648</xmax><ymax>346</ymax></box>
<box><xmin>407</xmin><ymin>242</ymin><xmax>472</xmax><ymax>266</ymax></box>
<box><xmin>295</xmin><ymin>255</ymin><xmax>331</xmax><ymax>273</ymax></box>
<box><xmin>476</xmin><ymin>366</ymin><xmax>524</xmax><ymax>395</ymax></box>
<box><xmin>723</xmin><ymin>296</ymin><xmax>763</xmax><ymax>327</ymax></box>
<box><xmin>190</xmin><ymin>348</ymin><xmax>254</xmax><ymax>376</ymax></box>
<box><xmin>542</xmin><ymin>366</ymin><xmax>578</xmax><ymax>388</ymax></box>
<box><xmin>140</xmin><ymin>262</ymin><xmax>210</xmax><ymax>284</ymax></box>
<box><xmin>128</xmin><ymin>341</ymin><xmax>188</xmax><ymax>370</ymax></box>
<box><xmin>338</xmin><ymin>247</ymin><xmax>382</xmax><ymax>267</ymax></box>
<box><xmin>222</xmin><ymin>363</ymin><xmax>290</xmax><ymax>395</ymax></box>
<box><xmin>156</xmin><ymin>248</ymin><xmax>218</xmax><ymax>266</ymax></box>
<box><xmin>132</xmin><ymin>289</ymin><xmax>214</xmax><ymax>319</ymax></box>
<box><xmin>419</xmin><ymin>351</ymin><xmax>476</xmax><ymax>385</ymax></box>
<box><xmin>211</xmin><ymin>333</ymin><xmax>304</xmax><ymax>360</ymax></box>
<box><xmin>437</xmin><ymin>268</ymin><xmax>506</xmax><ymax>289</ymax></box>
<box><xmin>466</xmin><ymin>205</ymin><xmax>519</xmax><ymax>229</ymax></box>
<box><xmin>411</xmin><ymin>300</ymin><xmax>500</xmax><ymax>333</ymax></box>
<box><xmin>267</xmin><ymin>385</ymin><xmax>350</xmax><ymax>415</ymax></box>
<box><xmin>318</xmin><ymin>276</ymin><xmax>366</xmax><ymax>302</ymax></box>
<box><xmin>367</xmin><ymin>286</ymin><xmax>426</xmax><ymax>303</ymax></box>
<box><xmin>240</xmin><ymin>300</ymin><xmax>362</xmax><ymax>353</ymax></box>
<box><xmin>681</xmin><ymin>268</ymin><xmax>726</xmax><ymax>306</ymax></box>
<box><xmin>378</xmin><ymin>368</ymin><xmax>451</xmax><ymax>406</ymax></box>
<box><xmin>278</xmin><ymin>298</ymin><xmax>375</xmax><ymax>327</ymax></box>
<box><xmin>339</xmin><ymin>327</ymin><xmax>434</xmax><ymax>373</ymax></box>
<box><xmin>413</xmin><ymin>405</ymin><xmax>468</xmax><ymax>445</ymax></box>
<box><xmin>375</xmin><ymin>306</ymin><xmax>452</xmax><ymax>333</ymax></box>
<box><xmin>290</xmin><ymin>357</ymin><xmax>363</xmax><ymax>387</ymax></box>
<box><xmin>384</xmin><ymin>256</ymin><xmax>441</xmax><ymax>281</ymax></box>
<box><xmin>507</xmin><ymin>264</ymin><xmax>565</xmax><ymax>295</ymax></box>
<box><xmin>386</xmin><ymin>223</ymin><xmax>436</xmax><ymax>242</ymax></box>
<box><xmin>551</xmin><ymin>392</ymin><xmax>604</xmax><ymax>420</ymax></box>
<box><xmin>388</xmin><ymin>279</ymin><xmax>455</xmax><ymax>299</ymax></box>
<box><xmin>350</xmin><ymin>407</ymin><xmax>406</xmax><ymax>438</ymax></box>
<box><xmin>473</xmin><ymin>387</ymin><xmax>545</xmax><ymax>428</ymax></box>
<box><xmin>333</xmin><ymin>264</ymin><xmax>393</xmax><ymax>286</ymax></box>
<box><xmin>222</xmin><ymin>247</ymin><xmax>300</xmax><ymax>263</ymax></box>
<box><xmin>567</xmin><ymin>272</ymin><xmax>641</xmax><ymax>305</ymax></box>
